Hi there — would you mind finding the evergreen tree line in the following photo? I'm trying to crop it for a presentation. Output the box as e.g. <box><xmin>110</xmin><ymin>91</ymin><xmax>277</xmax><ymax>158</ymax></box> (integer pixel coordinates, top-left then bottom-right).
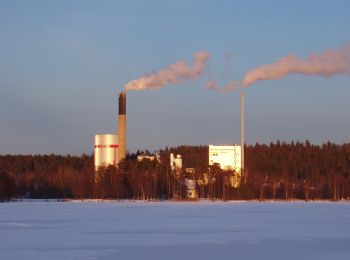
<box><xmin>0</xmin><ymin>141</ymin><xmax>349</xmax><ymax>201</ymax></box>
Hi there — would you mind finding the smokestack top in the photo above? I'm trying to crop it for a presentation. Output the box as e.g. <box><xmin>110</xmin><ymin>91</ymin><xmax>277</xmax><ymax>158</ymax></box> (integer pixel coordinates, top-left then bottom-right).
<box><xmin>119</xmin><ymin>91</ymin><xmax>126</xmax><ymax>115</ymax></box>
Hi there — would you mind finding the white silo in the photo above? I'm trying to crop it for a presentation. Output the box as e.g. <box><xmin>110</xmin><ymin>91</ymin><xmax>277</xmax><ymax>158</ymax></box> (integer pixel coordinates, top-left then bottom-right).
<box><xmin>94</xmin><ymin>134</ymin><xmax>119</xmax><ymax>170</ymax></box>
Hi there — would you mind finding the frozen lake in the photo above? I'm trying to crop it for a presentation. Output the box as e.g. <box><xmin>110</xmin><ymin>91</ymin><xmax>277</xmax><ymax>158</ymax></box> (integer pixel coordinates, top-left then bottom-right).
<box><xmin>1</xmin><ymin>201</ymin><xmax>350</xmax><ymax>260</ymax></box>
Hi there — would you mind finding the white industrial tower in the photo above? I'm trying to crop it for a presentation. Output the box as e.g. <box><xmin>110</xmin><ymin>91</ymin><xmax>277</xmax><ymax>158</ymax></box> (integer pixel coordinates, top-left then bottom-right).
<box><xmin>241</xmin><ymin>92</ymin><xmax>245</xmax><ymax>182</ymax></box>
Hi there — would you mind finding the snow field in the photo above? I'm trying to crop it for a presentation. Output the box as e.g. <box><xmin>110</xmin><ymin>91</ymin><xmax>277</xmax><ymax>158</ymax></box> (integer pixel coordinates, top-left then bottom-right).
<box><xmin>1</xmin><ymin>201</ymin><xmax>350</xmax><ymax>259</ymax></box>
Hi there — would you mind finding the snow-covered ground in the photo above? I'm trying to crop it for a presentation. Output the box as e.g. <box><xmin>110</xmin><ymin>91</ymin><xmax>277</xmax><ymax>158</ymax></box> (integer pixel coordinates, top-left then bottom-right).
<box><xmin>1</xmin><ymin>201</ymin><xmax>350</xmax><ymax>260</ymax></box>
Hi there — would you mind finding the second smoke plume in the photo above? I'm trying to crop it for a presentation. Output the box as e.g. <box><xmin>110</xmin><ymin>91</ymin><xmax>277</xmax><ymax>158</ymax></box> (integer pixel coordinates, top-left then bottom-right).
<box><xmin>242</xmin><ymin>44</ymin><xmax>350</xmax><ymax>86</ymax></box>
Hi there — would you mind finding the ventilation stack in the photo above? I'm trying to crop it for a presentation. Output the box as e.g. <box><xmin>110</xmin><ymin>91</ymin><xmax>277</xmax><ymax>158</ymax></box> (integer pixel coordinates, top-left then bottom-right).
<box><xmin>118</xmin><ymin>91</ymin><xmax>126</xmax><ymax>161</ymax></box>
<box><xmin>241</xmin><ymin>92</ymin><xmax>245</xmax><ymax>181</ymax></box>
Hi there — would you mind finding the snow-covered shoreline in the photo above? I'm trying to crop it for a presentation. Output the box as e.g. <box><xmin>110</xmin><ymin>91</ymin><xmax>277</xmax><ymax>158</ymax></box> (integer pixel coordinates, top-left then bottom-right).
<box><xmin>6</xmin><ymin>198</ymin><xmax>350</xmax><ymax>203</ymax></box>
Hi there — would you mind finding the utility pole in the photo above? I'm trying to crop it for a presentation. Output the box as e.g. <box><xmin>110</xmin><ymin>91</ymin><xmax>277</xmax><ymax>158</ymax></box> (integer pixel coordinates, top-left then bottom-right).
<box><xmin>241</xmin><ymin>92</ymin><xmax>245</xmax><ymax>183</ymax></box>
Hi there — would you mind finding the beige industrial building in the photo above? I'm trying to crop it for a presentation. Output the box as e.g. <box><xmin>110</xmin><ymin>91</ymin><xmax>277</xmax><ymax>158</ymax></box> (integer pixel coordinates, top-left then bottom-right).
<box><xmin>209</xmin><ymin>145</ymin><xmax>242</xmax><ymax>173</ymax></box>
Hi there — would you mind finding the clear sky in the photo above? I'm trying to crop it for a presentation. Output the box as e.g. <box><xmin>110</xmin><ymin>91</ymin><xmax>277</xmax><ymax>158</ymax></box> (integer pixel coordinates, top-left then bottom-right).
<box><xmin>1</xmin><ymin>0</ymin><xmax>349</xmax><ymax>155</ymax></box>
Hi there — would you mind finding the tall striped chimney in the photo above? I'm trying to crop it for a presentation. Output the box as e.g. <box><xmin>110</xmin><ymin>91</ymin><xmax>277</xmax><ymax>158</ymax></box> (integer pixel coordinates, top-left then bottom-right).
<box><xmin>118</xmin><ymin>91</ymin><xmax>126</xmax><ymax>161</ymax></box>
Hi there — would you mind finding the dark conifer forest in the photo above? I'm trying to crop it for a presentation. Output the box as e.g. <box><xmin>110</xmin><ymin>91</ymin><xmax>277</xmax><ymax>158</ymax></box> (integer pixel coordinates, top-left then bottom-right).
<box><xmin>1</xmin><ymin>141</ymin><xmax>349</xmax><ymax>201</ymax></box>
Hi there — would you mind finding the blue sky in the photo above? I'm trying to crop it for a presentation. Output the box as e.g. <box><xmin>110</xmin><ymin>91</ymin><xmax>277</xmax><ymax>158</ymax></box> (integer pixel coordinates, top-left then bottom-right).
<box><xmin>1</xmin><ymin>0</ymin><xmax>349</xmax><ymax>154</ymax></box>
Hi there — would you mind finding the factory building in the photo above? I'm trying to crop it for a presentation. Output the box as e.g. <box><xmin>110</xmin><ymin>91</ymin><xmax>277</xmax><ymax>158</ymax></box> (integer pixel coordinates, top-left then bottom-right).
<box><xmin>170</xmin><ymin>153</ymin><xmax>182</xmax><ymax>174</ymax></box>
<box><xmin>137</xmin><ymin>154</ymin><xmax>159</xmax><ymax>162</ymax></box>
<box><xmin>94</xmin><ymin>91</ymin><xmax>126</xmax><ymax>170</ymax></box>
<box><xmin>184</xmin><ymin>179</ymin><xmax>197</xmax><ymax>199</ymax></box>
<box><xmin>209</xmin><ymin>145</ymin><xmax>242</xmax><ymax>173</ymax></box>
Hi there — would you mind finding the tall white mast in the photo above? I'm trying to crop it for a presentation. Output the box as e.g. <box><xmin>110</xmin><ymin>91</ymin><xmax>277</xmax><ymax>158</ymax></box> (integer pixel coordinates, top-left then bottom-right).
<box><xmin>241</xmin><ymin>92</ymin><xmax>245</xmax><ymax>181</ymax></box>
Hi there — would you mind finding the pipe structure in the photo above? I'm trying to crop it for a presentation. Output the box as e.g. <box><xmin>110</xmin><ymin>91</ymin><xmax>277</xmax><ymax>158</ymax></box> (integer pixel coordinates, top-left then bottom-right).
<box><xmin>241</xmin><ymin>92</ymin><xmax>245</xmax><ymax>180</ymax></box>
<box><xmin>118</xmin><ymin>91</ymin><xmax>126</xmax><ymax>161</ymax></box>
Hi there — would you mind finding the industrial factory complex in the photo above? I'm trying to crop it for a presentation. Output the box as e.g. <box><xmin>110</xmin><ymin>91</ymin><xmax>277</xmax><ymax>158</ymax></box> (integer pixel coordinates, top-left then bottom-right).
<box><xmin>94</xmin><ymin>91</ymin><xmax>245</xmax><ymax>195</ymax></box>
<box><xmin>94</xmin><ymin>91</ymin><xmax>126</xmax><ymax>170</ymax></box>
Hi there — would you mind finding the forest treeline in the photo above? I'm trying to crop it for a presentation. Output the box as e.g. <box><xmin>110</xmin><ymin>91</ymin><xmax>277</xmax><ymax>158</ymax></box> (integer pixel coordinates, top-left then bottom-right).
<box><xmin>0</xmin><ymin>141</ymin><xmax>349</xmax><ymax>201</ymax></box>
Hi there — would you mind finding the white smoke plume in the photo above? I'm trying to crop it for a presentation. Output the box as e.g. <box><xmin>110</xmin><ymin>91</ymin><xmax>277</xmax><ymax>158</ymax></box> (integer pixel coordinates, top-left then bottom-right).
<box><xmin>125</xmin><ymin>52</ymin><xmax>210</xmax><ymax>91</ymax></box>
<box><xmin>206</xmin><ymin>80</ymin><xmax>238</xmax><ymax>93</ymax></box>
<box><xmin>206</xmin><ymin>80</ymin><xmax>217</xmax><ymax>90</ymax></box>
<box><xmin>242</xmin><ymin>44</ymin><xmax>350</xmax><ymax>86</ymax></box>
